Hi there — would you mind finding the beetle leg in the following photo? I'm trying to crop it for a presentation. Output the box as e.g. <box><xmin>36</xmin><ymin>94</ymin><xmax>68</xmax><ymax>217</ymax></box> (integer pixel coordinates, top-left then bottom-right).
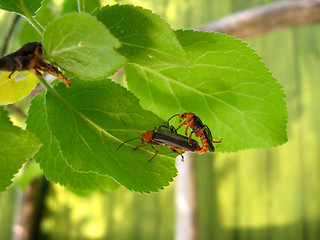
<box><xmin>212</xmin><ymin>138</ymin><xmax>222</xmax><ymax>144</ymax></box>
<box><xmin>133</xmin><ymin>141</ymin><xmax>148</xmax><ymax>151</ymax></box>
<box><xmin>176</xmin><ymin>120</ymin><xmax>186</xmax><ymax>132</ymax></box>
<box><xmin>188</xmin><ymin>131</ymin><xmax>195</xmax><ymax>145</ymax></box>
<box><xmin>170</xmin><ymin>147</ymin><xmax>184</xmax><ymax>162</ymax></box>
<box><xmin>184</xmin><ymin>124</ymin><xmax>190</xmax><ymax>136</ymax></box>
<box><xmin>29</xmin><ymin>67</ymin><xmax>43</xmax><ymax>76</ymax></box>
<box><xmin>148</xmin><ymin>145</ymin><xmax>158</xmax><ymax>162</ymax></box>
<box><xmin>8</xmin><ymin>71</ymin><xmax>15</xmax><ymax>78</ymax></box>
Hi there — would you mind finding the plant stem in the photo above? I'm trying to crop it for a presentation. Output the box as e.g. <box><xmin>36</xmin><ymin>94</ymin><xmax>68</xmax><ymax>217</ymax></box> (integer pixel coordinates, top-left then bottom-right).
<box><xmin>19</xmin><ymin>0</ymin><xmax>44</xmax><ymax>36</ymax></box>
<box><xmin>37</xmin><ymin>77</ymin><xmax>65</xmax><ymax>104</ymax></box>
<box><xmin>38</xmin><ymin>77</ymin><xmax>85</xmax><ymax>123</ymax></box>
<box><xmin>198</xmin><ymin>0</ymin><xmax>320</xmax><ymax>39</ymax></box>
<box><xmin>77</xmin><ymin>0</ymin><xmax>85</xmax><ymax>13</ymax></box>
<box><xmin>23</xmin><ymin>14</ymin><xmax>44</xmax><ymax>37</ymax></box>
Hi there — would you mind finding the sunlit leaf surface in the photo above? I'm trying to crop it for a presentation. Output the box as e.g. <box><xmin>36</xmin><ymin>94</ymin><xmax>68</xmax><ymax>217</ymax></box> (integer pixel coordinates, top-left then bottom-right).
<box><xmin>43</xmin><ymin>13</ymin><xmax>126</xmax><ymax>81</ymax></box>
<box><xmin>125</xmin><ymin>30</ymin><xmax>287</xmax><ymax>152</ymax></box>
<box><xmin>0</xmin><ymin>71</ymin><xmax>38</xmax><ymax>105</ymax></box>
<box><xmin>95</xmin><ymin>4</ymin><xmax>191</xmax><ymax>67</ymax></box>
<box><xmin>27</xmin><ymin>92</ymin><xmax>120</xmax><ymax>191</ymax></box>
<box><xmin>0</xmin><ymin>106</ymin><xmax>41</xmax><ymax>192</ymax></box>
<box><xmin>44</xmin><ymin>79</ymin><xmax>177</xmax><ymax>193</ymax></box>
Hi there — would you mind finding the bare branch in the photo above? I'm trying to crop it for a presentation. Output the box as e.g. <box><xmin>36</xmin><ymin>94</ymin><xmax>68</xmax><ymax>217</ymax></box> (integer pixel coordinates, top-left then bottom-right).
<box><xmin>12</xmin><ymin>176</ymin><xmax>49</xmax><ymax>240</ymax></box>
<box><xmin>1</xmin><ymin>15</ymin><xmax>20</xmax><ymax>56</ymax></box>
<box><xmin>198</xmin><ymin>1</ymin><xmax>320</xmax><ymax>38</ymax></box>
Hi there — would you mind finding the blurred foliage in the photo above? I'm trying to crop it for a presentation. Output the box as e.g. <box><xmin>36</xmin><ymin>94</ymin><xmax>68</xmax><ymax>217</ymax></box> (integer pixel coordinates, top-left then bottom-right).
<box><xmin>41</xmin><ymin>184</ymin><xmax>175</xmax><ymax>239</ymax></box>
<box><xmin>1</xmin><ymin>0</ymin><xmax>319</xmax><ymax>239</ymax></box>
<box><xmin>0</xmin><ymin>186</ymin><xmax>16</xmax><ymax>240</ymax></box>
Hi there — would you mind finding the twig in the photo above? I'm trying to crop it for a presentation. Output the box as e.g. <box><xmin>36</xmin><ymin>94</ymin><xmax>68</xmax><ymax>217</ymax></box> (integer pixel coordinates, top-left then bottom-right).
<box><xmin>1</xmin><ymin>15</ymin><xmax>21</xmax><ymax>56</ymax></box>
<box><xmin>11</xmin><ymin>176</ymin><xmax>49</xmax><ymax>240</ymax></box>
<box><xmin>198</xmin><ymin>0</ymin><xmax>320</xmax><ymax>38</ymax></box>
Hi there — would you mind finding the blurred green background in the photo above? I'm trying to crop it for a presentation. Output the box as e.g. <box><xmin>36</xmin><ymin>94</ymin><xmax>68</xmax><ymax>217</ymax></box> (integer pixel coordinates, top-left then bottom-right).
<box><xmin>1</xmin><ymin>0</ymin><xmax>320</xmax><ymax>239</ymax></box>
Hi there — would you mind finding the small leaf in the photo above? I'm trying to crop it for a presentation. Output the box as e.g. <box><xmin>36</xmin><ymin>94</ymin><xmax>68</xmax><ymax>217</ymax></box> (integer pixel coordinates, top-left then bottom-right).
<box><xmin>95</xmin><ymin>4</ymin><xmax>191</xmax><ymax>67</ymax></box>
<box><xmin>0</xmin><ymin>0</ymin><xmax>42</xmax><ymax>16</ymax></box>
<box><xmin>125</xmin><ymin>30</ymin><xmax>287</xmax><ymax>151</ymax></box>
<box><xmin>0</xmin><ymin>71</ymin><xmax>38</xmax><ymax>105</ymax></box>
<box><xmin>43</xmin><ymin>12</ymin><xmax>126</xmax><ymax>81</ymax></box>
<box><xmin>45</xmin><ymin>79</ymin><xmax>177</xmax><ymax>193</ymax></box>
<box><xmin>0</xmin><ymin>106</ymin><xmax>41</xmax><ymax>192</ymax></box>
<box><xmin>26</xmin><ymin>92</ymin><xmax>119</xmax><ymax>191</ymax></box>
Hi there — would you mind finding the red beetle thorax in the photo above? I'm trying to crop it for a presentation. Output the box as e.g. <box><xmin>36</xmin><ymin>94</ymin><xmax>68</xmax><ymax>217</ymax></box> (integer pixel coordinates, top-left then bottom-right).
<box><xmin>141</xmin><ymin>130</ymin><xmax>154</xmax><ymax>142</ymax></box>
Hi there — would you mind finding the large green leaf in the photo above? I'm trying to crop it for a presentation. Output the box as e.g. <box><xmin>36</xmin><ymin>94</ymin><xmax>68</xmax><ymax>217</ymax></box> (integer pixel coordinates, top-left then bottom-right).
<box><xmin>45</xmin><ymin>79</ymin><xmax>177</xmax><ymax>193</ymax></box>
<box><xmin>0</xmin><ymin>0</ymin><xmax>42</xmax><ymax>16</ymax></box>
<box><xmin>95</xmin><ymin>4</ymin><xmax>191</xmax><ymax>67</ymax></box>
<box><xmin>125</xmin><ymin>30</ymin><xmax>287</xmax><ymax>152</ymax></box>
<box><xmin>0</xmin><ymin>106</ymin><xmax>41</xmax><ymax>192</ymax></box>
<box><xmin>43</xmin><ymin>13</ymin><xmax>126</xmax><ymax>81</ymax></box>
<box><xmin>26</xmin><ymin>92</ymin><xmax>119</xmax><ymax>191</ymax></box>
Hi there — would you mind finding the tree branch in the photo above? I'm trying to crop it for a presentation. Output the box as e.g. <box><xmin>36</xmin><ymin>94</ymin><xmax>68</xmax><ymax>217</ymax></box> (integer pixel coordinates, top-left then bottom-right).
<box><xmin>198</xmin><ymin>0</ymin><xmax>320</xmax><ymax>38</ymax></box>
<box><xmin>12</xmin><ymin>176</ymin><xmax>49</xmax><ymax>240</ymax></box>
<box><xmin>1</xmin><ymin>15</ymin><xmax>20</xmax><ymax>56</ymax></box>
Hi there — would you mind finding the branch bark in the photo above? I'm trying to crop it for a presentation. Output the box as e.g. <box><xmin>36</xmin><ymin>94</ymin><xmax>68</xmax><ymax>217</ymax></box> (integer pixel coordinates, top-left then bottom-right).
<box><xmin>12</xmin><ymin>177</ymin><xmax>49</xmax><ymax>240</ymax></box>
<box><xmin>198</xmin><ymin>0</ymin><xmax>320</xmax><ymax>38</ymax></box>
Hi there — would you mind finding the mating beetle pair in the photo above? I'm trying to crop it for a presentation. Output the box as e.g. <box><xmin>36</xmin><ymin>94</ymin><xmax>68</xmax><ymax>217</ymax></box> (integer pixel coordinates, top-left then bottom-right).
<box><xmin>167</xmin><ymin>113</ymin><xmax>222</xmax><ymax>154</ymax></box>
<box><xmin>118</xmin><ymin>113</ymin><xmax>222</xmax><ymax>161</ymax></box>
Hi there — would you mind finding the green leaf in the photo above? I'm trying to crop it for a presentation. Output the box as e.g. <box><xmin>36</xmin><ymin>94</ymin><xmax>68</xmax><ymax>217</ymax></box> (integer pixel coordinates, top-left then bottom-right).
<box><xmin>0</xmin><ymin>106</ymin><xmax>41</xmax><ymax>192</ymax></box>
<box><xmin>43</xmin><ymin>12</ymin><xmax>126</xmax><ymax>81</ymax></box>
<box><xmin>0</xmin><ymin>71</ymin><xmax>38</xmax><ymax>105</ymax></box>
<box><xmin>45</xmin><ymin>79</ymin><xmax>177</xmax><ymax>193</ymax></box>
<box><xmin>0</xmin><ymin>0</ymin><xmax>42</xmax><ymax>16</ymax></box>
<box><xmin>95</xmin><ymin>4</ymin><xmax>191</xmax><ymax>67</ymax></box>
<box><xmin>125</xmin><ymin>30</ymin><xmax>287</xmax><ymax>152</ymax></box>
<box><xmin>26</xmin><ymin>92</ymin><xmax>119</xmax><ymax>191</ymax></box>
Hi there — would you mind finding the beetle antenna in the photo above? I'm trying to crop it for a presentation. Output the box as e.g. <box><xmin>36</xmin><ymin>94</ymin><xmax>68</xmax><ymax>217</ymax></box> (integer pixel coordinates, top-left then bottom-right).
<box><xmin>167</xmin><ymin>114</ymin><xmax>180</xmax><ymax>122</ymax></box>
<box><xmin>120</xmin><ymin>118</ymin><xmax>142</xmax><ymax>136</ymax></box>
<box><xmin>116</xmin><ymin>137</ymin><xmax>141</xmax><ymax>151</ymax></box>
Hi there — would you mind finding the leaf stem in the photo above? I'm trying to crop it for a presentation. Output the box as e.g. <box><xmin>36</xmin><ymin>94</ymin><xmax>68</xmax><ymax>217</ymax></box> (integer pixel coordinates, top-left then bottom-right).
<box><xmin>26</xmin><ymin>16</ymin><xmax>45</xmax><ymax>37</ymax></box>
<box><xmin>37</xmin><ymin>77</ymin><xmax>65</xmax><ymax>103</ymax></box>
<box><xmin>20</xmin><ymin>0</ymin><xmax>44</xmax><ymax>36</ymax></box>
<box><xmin>77</xmin><ymin>0</ymin><xmax>85</xmax><ymax>13</ymax></box>
<box><xmin>38</xmin><ymin>78</ymin><xmax>92</xmax><ymax>130</ymax></box>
